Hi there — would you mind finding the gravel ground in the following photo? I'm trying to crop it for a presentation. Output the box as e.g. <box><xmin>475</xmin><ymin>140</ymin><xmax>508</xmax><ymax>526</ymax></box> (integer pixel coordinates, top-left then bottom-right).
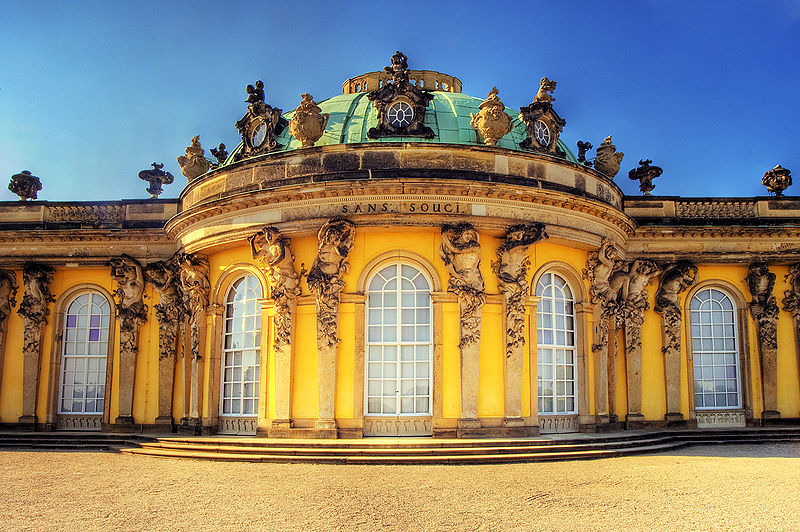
<box><xmin>1</xmin><ymin>443</ymin><xmax>799</xmax><ymax>531</ymax></box>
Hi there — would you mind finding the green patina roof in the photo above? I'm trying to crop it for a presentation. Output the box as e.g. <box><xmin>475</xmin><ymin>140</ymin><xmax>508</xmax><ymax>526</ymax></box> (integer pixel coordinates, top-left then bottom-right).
<box><xmin>227</xmin><ymin>92</ymin><xmax>577</xmax><ymax>163</ymax></box>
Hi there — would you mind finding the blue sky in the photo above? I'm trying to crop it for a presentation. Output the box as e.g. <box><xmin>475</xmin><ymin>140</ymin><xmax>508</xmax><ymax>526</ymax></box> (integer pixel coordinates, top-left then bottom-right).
<box><xmin>1</xmin><ymin>1</ymin><xmax>798</xmax><ymax>201</ymax></box>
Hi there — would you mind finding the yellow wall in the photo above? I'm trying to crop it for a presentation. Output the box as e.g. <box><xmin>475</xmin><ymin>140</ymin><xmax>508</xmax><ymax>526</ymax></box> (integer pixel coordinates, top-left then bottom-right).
<box><xmin>3</xmin><ymin>232</ymin><xmax>800</xmax><ymax>431</ymax></box>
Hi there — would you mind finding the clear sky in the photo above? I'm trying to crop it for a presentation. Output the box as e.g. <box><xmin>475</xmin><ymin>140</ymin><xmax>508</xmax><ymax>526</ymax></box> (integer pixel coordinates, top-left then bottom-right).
<box><xmin>1</xmin><ymin>0</ymin><xmax>798</xmax><ymax>201</ymax></box>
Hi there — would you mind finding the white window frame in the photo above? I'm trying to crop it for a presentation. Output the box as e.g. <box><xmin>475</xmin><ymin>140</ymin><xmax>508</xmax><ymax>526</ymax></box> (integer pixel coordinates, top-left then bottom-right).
<box><xmin>220</xmin><ymin>275</ymin><xmax>262</xmax><ymax>417</ymax></box>
<box><xmin>58</xmin><ymin>291</ymin><xmax>111</xmax><ymax>415</ymax></box>
<box><xmin>536</xmin><ymin>272</ymin><xmax>578</xmax><ymax>415</ymax></box>
<box><xmin>690</xmin><ymin>287</ymin><xmax>742</xmax><ymax>410</ymax></box>
<box><xmin>364</xmin><ymin>263</ymin><xmax>433</xmax><ymax>417</ymax></box>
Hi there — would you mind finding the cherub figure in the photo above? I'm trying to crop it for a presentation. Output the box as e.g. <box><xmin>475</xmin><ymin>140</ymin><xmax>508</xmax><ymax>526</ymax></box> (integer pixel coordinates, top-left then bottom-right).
<box><xmin>245</xmin><ymin>80</ymin><xmax>265</xmax><ymax>104</ymax></box>
<box><xmin>210</xmin><ymin>143</ymin><xmax>228</xmax><ymax>164</ymax></box>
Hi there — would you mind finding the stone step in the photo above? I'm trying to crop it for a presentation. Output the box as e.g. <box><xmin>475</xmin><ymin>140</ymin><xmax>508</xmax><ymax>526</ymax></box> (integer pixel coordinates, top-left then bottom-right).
<box><xmin>135</xmin><ymin>436</ymin><xmax>675</xmax><ymax>456</ymax></box>
<box><xmin>120</xmin><ymin>441</ymin><xmax>690</xmax><ymax>464</ymax></box>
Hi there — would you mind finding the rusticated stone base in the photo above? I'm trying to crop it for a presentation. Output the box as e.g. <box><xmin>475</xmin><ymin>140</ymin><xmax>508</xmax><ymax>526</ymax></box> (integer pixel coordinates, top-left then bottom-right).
<box><xmin>665</xmin><ymin>412</ymin><xmax>687</xmax><ymax>428</ymax></box>
<box><xmin>154</xmin><ymin>416</ymin><xmax>173</xmax><ymax>425</ymax></box>
<box><xmin>625</xmin><ymin>413</ymin><xmax>646</xmax><ymax>430</ymax></box>
<box><xmin>178</xmin><ymin>417</ymin><xmax>202</xmax><ymax>435</ymax></box>
<box><xmin>17</xmin><ymin>415</ymin><xmax>38</xmax><ymax>430</ymax></box>
<box><xmin>268</xmin><ymin>427</ymin><xmax>338</xmax><ymax>439</ymax></box>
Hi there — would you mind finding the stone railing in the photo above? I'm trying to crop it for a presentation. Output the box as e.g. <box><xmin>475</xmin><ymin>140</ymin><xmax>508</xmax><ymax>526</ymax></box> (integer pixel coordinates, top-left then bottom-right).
<box><xmin>342</xmin><ymin>70</ymin><xmax>462</xmax><ymax>94</ymax></box>
<box><xmin>675</xmin><ymin>200</ymin><xmax>756</xmax><ymax>219</ymax></box>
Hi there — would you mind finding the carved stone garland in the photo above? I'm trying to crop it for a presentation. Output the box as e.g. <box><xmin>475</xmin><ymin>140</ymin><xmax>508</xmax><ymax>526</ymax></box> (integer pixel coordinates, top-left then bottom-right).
<box><xmin>654</xmin><ymin>260</ymin><xmax>697</xmax><ymax>423</ymax></box>
<box><xmin>493</xmin><ymin>223</ymin><xmax>546</xmax><ymax>426</ymax></box>
<box><xmin>747</xmin><ymin>261</ymin><xmax>780</xmax><ymax>419</ymax></box>
<box><xmin>144</xmin><ymin>255</ymin><xmax>185</xmax><ymax>425</ymax></box>
<box><xmin>250</xmin><ymin>226</ymin><xmax>301</xmax><ymax>429</ymax></box>
<box><xmin>178</xmin><ymin>252</ymin><xmax>210</xmax><ymax>430</ymax></box>
<box><xmin>108</xmin><ymin>255</ymin><xmax>148</xmax><ymax>425</ymax></box>
<box><xmin>783</xmin><ymin>263</ymin><xmax>800</xmax><ymax>416</ymax></box>
<box><xmin>582</xmin><ymin>238</ymin><xmax>626</xmax><ymax>424</ymax></box>
<box><xmin>620</xmin><ymin>259</ymin><xmax>662</xmax><ymax>425</ymax></box>
<box><xmin>441</xmin><ymin>222</ymin><xmax>485</xmax><ymax>430</ymax></box>
<box><xmin>17</xmin><ymin>262</ymin><xmax>54</xmax><ymax>426</ymax></box>
<box><xmin>0</xmin><ymin>269</ymin><xmax>18</xmax><ymax>405</ymax></box>
<box><xmin>306</xmin><ymin>218</ymin><xmax>355</xmax><ymax>431</ymax></box>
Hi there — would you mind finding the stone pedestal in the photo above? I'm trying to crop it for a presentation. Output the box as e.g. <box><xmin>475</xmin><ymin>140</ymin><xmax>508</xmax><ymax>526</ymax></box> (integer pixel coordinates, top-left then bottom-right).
<box><xmin>460</xmin><ymin>337</ymin><xmax>481</xmax><ymax>421</ymax></box>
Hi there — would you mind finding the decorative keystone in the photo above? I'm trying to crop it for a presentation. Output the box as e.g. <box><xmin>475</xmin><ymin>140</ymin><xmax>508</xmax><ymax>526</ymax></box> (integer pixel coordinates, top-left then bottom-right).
<box><xmin>628</xmin><ymin>159</ymin><xmax>663</xmax><ymax>195</ymax></box>
<box><xmin>593</xmin><ymin>136</ymin><xmax>624</xmax><ymax>178</ymax></box>
<box><xmin>762</xmin><ymin>165</ymin><xmax>792</xmax><ymax>196</ymax></box>
<box><xmin>288</xmin><ymin>94</ymin><xmax>330</xmax><ymax>148</ymax></box>
<box><xmin>8</xmin><ymin>170</ymin><xmax>42</xmax><ymax>201</ymax></box>
<box><xmin>138</xmin><ymin>163</ymin><xmax>174</xmax><ymax>199</ymax></box>
<box><xmin>470</xmin><ymin>87</ymin><xmax>513</xmax><ymax>146</ymax></box>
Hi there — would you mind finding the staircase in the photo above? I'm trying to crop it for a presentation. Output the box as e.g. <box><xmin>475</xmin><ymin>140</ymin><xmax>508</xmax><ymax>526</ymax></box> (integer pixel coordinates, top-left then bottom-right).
<box><xmin>0</xmin><ymin>432</ymin><xmax>155</xmax><ymax>452</ymax></box>
<box><xmin>116</xmin><ymin>428</ymin><xmax>800</xmax><ymax>464</ymax></box>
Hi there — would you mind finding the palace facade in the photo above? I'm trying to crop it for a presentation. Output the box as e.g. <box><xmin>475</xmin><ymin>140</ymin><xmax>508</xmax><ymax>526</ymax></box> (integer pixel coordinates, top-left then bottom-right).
<box><xmin>1</xmin><ymin>53</ymin><xmax>798</xmax><ymax>437</ymax></box>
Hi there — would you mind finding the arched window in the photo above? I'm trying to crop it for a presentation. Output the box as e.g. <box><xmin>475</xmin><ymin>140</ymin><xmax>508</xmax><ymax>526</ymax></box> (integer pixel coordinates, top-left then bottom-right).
<box><xmin>536</xmin><ymin>272</ymin><xmax>577</xmax><ymax>414</ymax></box>
<box><xmin>58</xmin><ymin>292</ymin><xmax>111</xmax><ymax>415</ymax></box>
<box><xmin>220</xmin><ymin>275</ymin><xmax>262</xmax><ymax>417</ymax></box>
<box><xmin>366</xmin><ymin>264</ymin><xmax>432</xmax><ymax>416</ymax></box>
<box><xmin>690</xmin><ymin>288</ymin><xmax>741</xmax><ymax>409</ymax></box>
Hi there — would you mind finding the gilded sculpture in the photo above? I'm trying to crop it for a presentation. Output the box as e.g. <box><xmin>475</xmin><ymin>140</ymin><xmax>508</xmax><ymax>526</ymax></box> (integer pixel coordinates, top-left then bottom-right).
<box><xmin>138</xmin><ymin>162</ymin><xmax>174</xmax><ymax>198</ymax></box>
<box><xmin>493</xmin><ymin>223</ymin><xmax>547</xmax><ymax>356</ymax></box>
<box><xmin>176</xmin><ymin>136</ymin><xmax>212</xmax><ymax>181</ymax></box>
<box><xmin>288</xmin><ymin>94</ymin><xmax>330</xmax><ymax>148</ymax></box>
<box><xmin>0</xmin><ymin>269</ymin><xmax>18</xmax><ymax>323</ymax></box>
<box><xmin>441</xmin><ymin>222</ymin><xmax>485</xmax><ymax>348</ymax></box>
<box><xmin>307</xmin><ymin>218</ymin><xmax>356</xmax><ymax>349</ymax></box>
<box><xmin>470</xmin><ymin>87</ymin><xmax>513</xmax><ymax>146</ymax></box>
<box><xmin>593</xmin><ymin>136</ymin><xmax>625</xmax><ymax>178</ymax></box>
<box><xmin>250</xmin><ymin>226</ymin><xmax>301</xmax><ymax>349</ymax></box>
<box><xmin>8</xmin><ymin>170</ymin><xmax>42</xmax><ymax>201</ymax></box>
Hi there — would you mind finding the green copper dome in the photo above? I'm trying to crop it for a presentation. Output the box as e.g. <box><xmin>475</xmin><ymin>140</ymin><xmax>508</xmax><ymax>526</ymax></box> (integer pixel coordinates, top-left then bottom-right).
<box><xmin>226</xmin><ymin>91</ymin><xmax>577</xmax><ymax>164</ymax></box>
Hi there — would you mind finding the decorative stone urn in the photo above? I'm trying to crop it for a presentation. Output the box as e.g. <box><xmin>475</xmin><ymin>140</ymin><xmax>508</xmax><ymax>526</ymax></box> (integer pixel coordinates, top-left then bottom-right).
<box><xmin>288</xmin><ymin>94</ymin><xmax>330</xmax><ymax>148</ymax></box>
<box><xmin>470</xmin><ymin>87</ymin><xmax>513</xmax><ymax>146</ymax></box>
<box><xmin>593</xmin><ymin>136</ymin><xmax>625</xmax><ymax>178</ymax></box>
<box><xmin>8</xmin><ymin>171</ymin><xmax>42</xmax><ymax>201</ymax></box>
<box><xmin>138</xmin><ymin>163</ymin><xmax>174</xmax><ymax>199</ymax></box>
<box><xmin>177</xmin><ymin>136</ymin><xmax>212</xmax><ymax>180</ymax></box>
<box><xmin>762</xmin><ymin>165</ymin><xmax>792</xmax><ymax>196</ymax></box>
<box><xmin>628</xmin><ymin>159</ymin><xmax>663</xmax><ymax>195</ymax></box>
